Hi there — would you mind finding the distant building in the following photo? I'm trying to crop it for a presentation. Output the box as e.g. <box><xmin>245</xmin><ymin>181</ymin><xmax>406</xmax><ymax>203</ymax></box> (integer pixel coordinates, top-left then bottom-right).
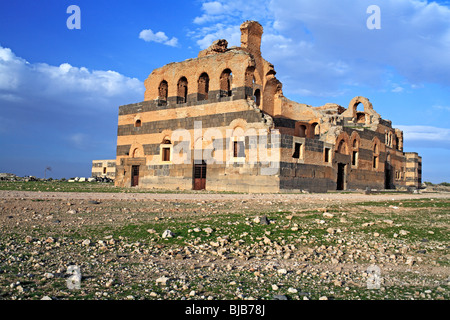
<box><xmin>113</xmin><ymin>20</ymin><xmax>421</xmax><ymax>192</ymax></box>
<box><xmin>92</xmin><ymin>160</ymin><xmax>116</xmax><ymax>180</ymax></box>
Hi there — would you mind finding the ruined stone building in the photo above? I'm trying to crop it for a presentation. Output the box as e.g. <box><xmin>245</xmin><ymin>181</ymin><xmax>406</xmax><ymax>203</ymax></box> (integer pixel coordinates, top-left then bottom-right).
<box><xmin>114</xmin><ymin>21</ymin><xmax>422</xmax><ymax>192</ymax></box>
<box><xmin>92</xmin><ymin>160</ymin><xmax>116</xmax><ymax>180</ymax></box>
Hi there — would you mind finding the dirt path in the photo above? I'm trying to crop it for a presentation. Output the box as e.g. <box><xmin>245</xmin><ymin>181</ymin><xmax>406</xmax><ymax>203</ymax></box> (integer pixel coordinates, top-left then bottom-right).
<box><xmin>1</xmin><ymin>190</ymin><xmax>449</xmax><ymax>202</ymax></box>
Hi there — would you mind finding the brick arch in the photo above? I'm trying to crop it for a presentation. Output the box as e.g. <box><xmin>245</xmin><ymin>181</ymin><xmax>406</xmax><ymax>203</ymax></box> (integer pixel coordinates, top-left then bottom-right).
<box><xmin>129</xmin><ymin>142</ymin><xmax>144</xmax><ymax>159</ymax></box>
<box><xmin>177</xmin><ymin>76</ymin><xmax>188</xmax><ymax>104</ymax></box>
<box><xmin>350</xmin><ymin>132</ymin><xmax>361</xmax><ymax>166</ymax></box>
<box><xmin>193</xmin><ymin>135</ymin><xmax>211</xmax><ymax>152</ymax></box>
<box><xmin>245</xmin><ymin>66</ymin><xmax>255</xmax><ymax>88</ymax></box>
<box><xmin>220</xmin><ymin>68</ymin><xmax>233</xmax><ymax>97</ymax></box>
<box><xmin>372</xmin><ymin>136</ymin><xmax>382</xmax><ymax>170</ymax></box>
<box><xmin>133</xmin><ymin>115</ymin><xmax>142</xmax><ymax>128</ymax></box>
<box><xmin>350</xmin><ymin>131</ymin><xmax>361</xmax><ymax>149</ymax></box>
<box><xmin>160</xmin><ymin>129</ymin><xmax>173</xmax><ymax>144</ymax></box>
<box><xmin>335</xmin><ymin>132</ymin><xmax>350</xmax><ymax>155</ymax></box>
<box><xmin>372</xmin><ymin>136</ymin><xmax>381</xmax><ymax>154</ymax></box>
<box><xmin>309</xmin><ymin>120</ymin><xmax>320</xmax><ymax>137</ymax></box>
<box><xmin>294</xmin><ymin>122</ymin><xmax>308</xmax><ymax>137</ymax></box>
<box><xmin>197</xmin><ymin>72</ymin><xmax>210</xmax><ymax>101</ymax></box>
<box><xmin>347</xmin><ymin>96</ymin><xmax>373</xmax><ymax>119</ymax></box>
<box><xmin>229</xmin><ymin>118</ymin><xmax>248</xmax><ymax>132</ymax></box>
<box><xmin>262</xmin><ymin>77</ymin><xmax>282</xmax><ymax>115</ymax></box>
<box><xmin>158</xmin><ymin>80</ymin><xmax>168</xmax><ymax>101</ymax></box>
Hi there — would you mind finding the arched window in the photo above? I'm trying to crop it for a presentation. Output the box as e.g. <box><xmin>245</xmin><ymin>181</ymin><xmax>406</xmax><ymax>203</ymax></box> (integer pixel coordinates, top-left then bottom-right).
<box><xmin>244</xmin><ymin>66</ymin><xmax>255</xmax><ymax>98</ymax></box>
<box><xmin>254</xmin><ymin>89</ymin><xmax>261</xmax><ymax>107</ymax></box>
<box><xmin>162</xmin><ymin>139</ymin><xmax>172</xmax><ymax>162</ymax></box>
<box><xmin>296</xmin><ymin>124</ymin><xmax>307</xmax><ymax>138</ymax></box>
<box><xmin>352</xmin><ymin>138</ymin><xmax>359</xmax><ymax>166</ymax></box>
<box><xmin>198</xmin><ymin>73</ymin><xmax>209</xmax><ymax>101</ymax></box>
<box><xmin>177</xmin><ymin>77</ymin><xmax>188</xmax><ymax>104</ymax></box>
<box><xmin>311</xmin><ymin>122</ymin><xmax>320</xmax><ymax>136</ymax></box>
<box><xmin>134</xmin><ymin>119</ymin><xmax>142</xmax><ymax>128</ymax></box>
<box><xmin>373</xmin><ymin>142</ymin><xmax>379</xmax><ymax>169</ymax></box>
<box><xmin>158</xmin><ymin>80</ymin><xmax>168</xmax><ymax>101</ymax></box>
<box><xmin>220</xmin><ymin>69</ymin><xmax>232</xmax><ymax>97</ymax></box>
<box><xmin>337</xmin><ymin>140</ymin><xmax>348</xmax><ymax>154</ymax></box>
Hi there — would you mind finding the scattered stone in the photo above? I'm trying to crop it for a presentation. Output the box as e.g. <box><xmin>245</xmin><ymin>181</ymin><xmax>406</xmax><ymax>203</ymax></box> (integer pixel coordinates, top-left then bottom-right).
<box><xmin>323</xmin><ymin>212</ymin><xmax>334</xmax><ymax>218</ymax></box>
<box><xmin>156</xmin><ymin>276</ymin><xmax>169</xmax><ymax>286</ymax></box>
<box><xmin>259</xmin><ymin>216</ymin><xmax>270</xmax><ymax>225</ymax></box>
<box><xmin>331</xmin><ymin>258</ymin><xmax>340</xmax><ymax>264</ymax></box>
<box><xmin>45</xmin><ymin>237</ymin><xmax>54</xmax><ymax>244</ymax></box>
<box><xmin>203</xmin><ymin>227</ymin><xmax>214</xmax><ymax>234</ymax></box>
<box><xmin>277</xmin><ymin>268</ymin><xmax>288</xmax><ymax>275</ymax></box>
<box><xmin>406</xmin><ymin>256</ymin><xmax>416</xmax><ymax>266</ymax></box>
<box><xmin>288</xmin><ymin>288</ymin><xmax>298</xmax><ymax>294</ymax></box>
<box><xmin>273</xmin><ymin>295</ymin><xmax>288</xmax><ymax>300</ymax></box>
<box><xmin>66</xmin><ymin>265</ymin><xmax>81</xmax><ymax>290</ymax></box>
<box><xmin>162</xmin><ymin>230</ymin><xmax>174</xmax><ymax>238</ymax></box>
<box><xmin>105</xmin><ymin>279</ymin><xmax>114</xmax><ymax>288</ymax></box>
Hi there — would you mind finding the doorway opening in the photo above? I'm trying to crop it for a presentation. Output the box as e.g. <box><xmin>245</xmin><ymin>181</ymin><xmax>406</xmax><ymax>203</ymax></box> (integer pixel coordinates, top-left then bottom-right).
<box><xmin>337</xmin><ymin>163</ymin><xmax>346</xmax><ymax>190</ymax></box>
<box><xmin>193</xmin><ymin>161</ymin><xmax>207</xmax><ymax>190</ymax></box>
<box><xmin>131</xmin><ymin>165</ymin><xmax>139</xmax><ymax>187</ymax></box>
<box><xmin>385</xmin><ymin>162</ymin><xmax>392</xmax><ymax>189</ymax></box>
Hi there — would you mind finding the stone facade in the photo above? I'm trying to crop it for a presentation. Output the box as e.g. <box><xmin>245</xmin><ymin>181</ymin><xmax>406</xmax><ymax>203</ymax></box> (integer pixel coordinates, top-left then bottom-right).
<box><xmin>92</xmin><ymin>160</ymin><xmax>116</xmax><ymax>180</ymax></box>
<box><xmin>114</xmin><ymin>21</ymin><xmax>422</xmax><ymax>192</ymax></box>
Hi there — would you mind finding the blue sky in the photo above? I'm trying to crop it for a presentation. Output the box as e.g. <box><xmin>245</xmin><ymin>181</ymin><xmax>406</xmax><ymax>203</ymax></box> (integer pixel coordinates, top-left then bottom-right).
<box><xmin>0</xmin><ymin>0</ymin><xmax>449</xmax><ymax>183</ymax></box>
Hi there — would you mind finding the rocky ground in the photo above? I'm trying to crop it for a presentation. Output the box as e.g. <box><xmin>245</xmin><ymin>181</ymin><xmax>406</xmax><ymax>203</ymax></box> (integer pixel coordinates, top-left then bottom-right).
<box><xmin>0</xmin><ymin>189</ymin><xmax>449</xmax><ymax>300</ymax></box>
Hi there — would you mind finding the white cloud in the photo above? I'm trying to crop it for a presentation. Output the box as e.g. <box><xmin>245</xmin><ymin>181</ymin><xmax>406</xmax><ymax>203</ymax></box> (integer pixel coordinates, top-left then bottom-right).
<box><xmin>391</xmin><ymin>86</ymin><xmax>404</xmax><ymax>93</ymax></box>
<box><xmin>397</xmin><ymin>125</ymin><xmax>450</xmax><ymax>141</ymax></box>
<box><xmin>433</xmin><ymin>105</ymin><xmax>450</xmax><ymax>112</ymax></box>
<box><xmin>68</xmin><ymin>133</ymin><xmax>89</xmax><ymax>150</ymax></box>
<box><xmin>203</xmin><ymin>1</ymin><xmax>225</xmax><ymax>15</ymax></box>
<box><xmin>195</xmin><ymin>24</ymin><xmax>242</xmax><ymax>49</ymax></box>
<box><xmin>0</xmin><ymin>45</ymin><xmax>144</xmax><ymax>112</ymax></box>
<box><xmin>139</xmin><ymin>29</ymin><xmax>179</xmax><ymax>47</ymax></box>
<box><xmin>189</xmin><ymin>0</ymin><xmax>450</xmax><ymax>97</ymax></box>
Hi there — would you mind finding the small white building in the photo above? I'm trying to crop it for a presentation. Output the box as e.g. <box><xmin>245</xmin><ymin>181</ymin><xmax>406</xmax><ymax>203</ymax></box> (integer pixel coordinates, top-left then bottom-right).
<box><xmin>92</xmin><ymin>160</ymin><xmax>116</xmax><ymax>180</ymax></box>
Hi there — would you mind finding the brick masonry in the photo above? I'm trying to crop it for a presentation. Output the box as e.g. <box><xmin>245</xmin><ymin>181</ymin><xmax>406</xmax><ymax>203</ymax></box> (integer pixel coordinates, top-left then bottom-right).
<box><xmin>112</xmin><ymin>20</ymin><xmax>422</xmax><ymax>192</ymax></box>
